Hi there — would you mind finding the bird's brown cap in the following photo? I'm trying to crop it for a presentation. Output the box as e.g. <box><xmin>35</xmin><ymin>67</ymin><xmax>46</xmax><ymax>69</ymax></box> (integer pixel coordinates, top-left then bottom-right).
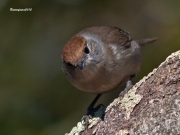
<box><xmin>62</xmin><ymin>36</ymin><xmax>86</xmax><ymax>65</ymax></box>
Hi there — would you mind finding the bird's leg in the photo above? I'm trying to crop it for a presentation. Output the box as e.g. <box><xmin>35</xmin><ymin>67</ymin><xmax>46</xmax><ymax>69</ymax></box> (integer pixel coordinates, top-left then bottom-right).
<box><xmin>119</xmin><ymin>75</ymin><xmax>135</xmax><ymax>97</ymax></box>
<box><xmin>81</xmin><ymin>94</ymin><xmax>102</xmax><ymax>128</ymax></box>
<box><xmin>87</xmin><ymin>94</ymin><xmax>102</xmax><ymax>116</ymax></box>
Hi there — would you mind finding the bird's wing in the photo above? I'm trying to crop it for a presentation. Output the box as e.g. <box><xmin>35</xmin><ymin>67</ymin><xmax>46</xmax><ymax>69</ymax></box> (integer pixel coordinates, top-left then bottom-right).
<box><xmin>107</xmin><ymin>27</ymin><xmax>132</xmax><ymax>47</ymax></box>
<box><xmin>77</xmin><ymin>26</ymin><xmax>132</xmax><ymax>47</ymax></box>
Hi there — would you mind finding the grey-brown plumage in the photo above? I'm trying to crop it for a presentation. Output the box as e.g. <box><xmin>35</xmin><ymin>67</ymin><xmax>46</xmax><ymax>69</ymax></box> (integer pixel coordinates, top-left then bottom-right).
<box><xmin>62</xmin><ymin>26</ymin><xmax>157</xmax><ymax>94</ymax></box>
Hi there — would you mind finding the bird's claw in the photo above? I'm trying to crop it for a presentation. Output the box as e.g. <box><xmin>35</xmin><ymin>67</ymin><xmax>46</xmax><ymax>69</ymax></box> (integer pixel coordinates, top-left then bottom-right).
<box><xmin>81</xmin><ymin>104</ymin><xmax>104</xmax><ymax>129</ymax></box>
<box><xmin>119</xmin><ymin>80</ymin><xmax>133</xmax><ymax>97</ymax></box>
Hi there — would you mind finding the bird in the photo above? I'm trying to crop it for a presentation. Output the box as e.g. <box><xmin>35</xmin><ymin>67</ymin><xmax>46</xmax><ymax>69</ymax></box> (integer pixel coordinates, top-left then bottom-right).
<box><xmin>61</xmin><ymin>26</ymin><xmax>157</xmax><ymax>115</ymax></box>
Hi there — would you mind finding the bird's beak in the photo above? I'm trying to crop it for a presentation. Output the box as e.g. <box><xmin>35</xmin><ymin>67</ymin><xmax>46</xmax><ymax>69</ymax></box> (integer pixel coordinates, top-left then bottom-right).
<box><xmin>77</xmin><ymin>61</ymin><xmax>84</xmax><ymax>70</ymax></box>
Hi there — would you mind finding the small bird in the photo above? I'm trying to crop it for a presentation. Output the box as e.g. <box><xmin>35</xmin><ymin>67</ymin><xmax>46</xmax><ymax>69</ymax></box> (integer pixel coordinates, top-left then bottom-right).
<box><xmin>62</xmin><ymin>26</ymin><xmax>157</xmax><ymax>114</ymax></box>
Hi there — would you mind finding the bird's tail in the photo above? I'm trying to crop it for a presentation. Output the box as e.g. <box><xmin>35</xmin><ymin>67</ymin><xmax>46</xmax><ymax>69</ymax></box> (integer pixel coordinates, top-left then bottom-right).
<box><xmin>136</xmin><ymin>38</ymin><xmax>158</xmax><ymax>47</ymax></box>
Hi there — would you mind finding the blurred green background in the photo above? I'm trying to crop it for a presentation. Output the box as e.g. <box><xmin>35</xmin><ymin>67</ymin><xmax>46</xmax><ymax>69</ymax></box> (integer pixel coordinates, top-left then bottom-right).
<box><xmin>0</xmin><ymin>0</ymin><xmax>180</xmax><ymax>134</ymax></box>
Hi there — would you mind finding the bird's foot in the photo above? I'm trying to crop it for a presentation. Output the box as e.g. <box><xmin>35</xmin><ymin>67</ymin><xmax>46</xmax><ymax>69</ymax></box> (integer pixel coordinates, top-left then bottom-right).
<box><xmin>81</xmin><ymin>94</ymin><xmax>103</xmax><ymax>129</ymax></box>
<box><xmin>119</xmin><ymin>80</ymin><xmax>133</xmax><ymax>97</ymax></box>
<box><xmin>81</xmin><ymin>104</ymin><xmax>104</xmax><ymax>129</ymax></box>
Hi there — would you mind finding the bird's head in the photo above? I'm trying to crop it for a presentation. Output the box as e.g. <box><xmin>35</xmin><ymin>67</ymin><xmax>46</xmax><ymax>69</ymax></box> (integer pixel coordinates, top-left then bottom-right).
<box><xmin>62</xmin><ymin>36</ymin><xmax>88</xmax><ymax>70</ymax></box>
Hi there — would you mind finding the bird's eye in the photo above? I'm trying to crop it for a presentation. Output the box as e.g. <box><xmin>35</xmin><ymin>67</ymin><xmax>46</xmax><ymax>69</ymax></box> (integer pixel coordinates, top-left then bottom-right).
<box><xmin>84</xmin><ymin>47</ymin><xmax>90</xmax><ymax>54</ymax></box>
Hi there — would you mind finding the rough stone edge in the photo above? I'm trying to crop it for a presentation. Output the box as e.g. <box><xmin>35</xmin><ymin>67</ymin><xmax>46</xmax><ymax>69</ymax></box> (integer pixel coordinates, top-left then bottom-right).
<box><xmin>65</xmin><ymin>50</ymin><xmax>180</xmax><ymax>135</ymax></box>
<box><xmin>106</xmin><ymin>50</ymin><xmax>180</xmax><ymax>113</ymax></box>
